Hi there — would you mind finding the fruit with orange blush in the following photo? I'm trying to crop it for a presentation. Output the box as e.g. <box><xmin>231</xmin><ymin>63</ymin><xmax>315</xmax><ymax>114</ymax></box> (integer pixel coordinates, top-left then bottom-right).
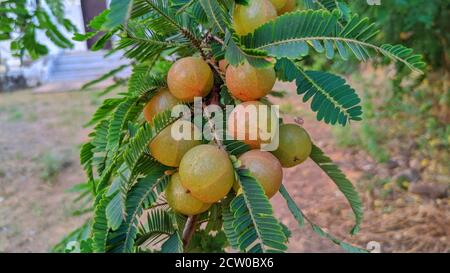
<box><xmin>233</xmin><ymin>0</ymin><xmax>277</xmax><ymax>36</ymax></box>
<box><xmin>167</xmin><ymin>57</ymin><xmax>214</xmax><ymax>102</ymax></box>
<box><xmin>234</xmin><ymin>150</ymin><xmax>283</xmax><ymax>199</ymax></box>
<box><xmin>227</xmin><ymin>101</ymin><xmax>276</xmax><ymax>149</ymax></box>
<box><xmin>143</xmin><ymin>88</ymin><xmax>179</xmax><ymax>124</ymax></box>
<box><xmin>226</xmin><ymin>61</ymin><xmax>276</xmax><ymax>101</ymax></box>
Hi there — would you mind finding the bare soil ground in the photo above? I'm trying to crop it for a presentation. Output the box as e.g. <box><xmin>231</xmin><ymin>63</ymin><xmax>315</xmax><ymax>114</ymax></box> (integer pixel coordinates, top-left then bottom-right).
<box><xmin>0</xmin><ymin>89</ymin><xmax>94</xmax><ymax>252</ymax></box>
<box><xmin>0</xmin><ymin>86</ymin><xmax>448</xmax><ymax>252</ymax></box>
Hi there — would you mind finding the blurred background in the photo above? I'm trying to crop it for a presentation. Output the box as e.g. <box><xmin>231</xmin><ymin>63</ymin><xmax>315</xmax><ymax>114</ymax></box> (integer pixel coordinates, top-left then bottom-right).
<box><xmin>0</xmin><ymin>0</ymin><xmax>448</xmax><ymax>252</ymax></box>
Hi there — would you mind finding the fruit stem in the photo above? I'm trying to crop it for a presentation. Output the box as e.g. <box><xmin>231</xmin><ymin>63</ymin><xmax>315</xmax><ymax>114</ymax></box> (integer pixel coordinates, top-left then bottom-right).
<box><xmin>211</xmin><ymin>35</ymin><xmax>224</xmax><ymax>45</ymax></box>
<box><xmin>147</xmin><ymin>202</ymin><xmax>168</xmax><ymax>210</ymax></box>
<box><xmin>203</xmin><ymin>58</ymin><xmax>226</xmax><ymax>150</ymax></box>
<box><xmin>182</xmin><ymin>215</ymin><xmax>198</xmax><ymax>251</ymax></box>
<box><xmin>203</xmin><ymin>101</ymin><xmax>226</xmax><ymax>150</ymax></box>
<box><xmin>180</xmin><ymin>27</ymin><xmax>207</xmax><ymax>60</ymax></box>
<box><xmin>207</xmin><ymin>59</ymin><xmax>226</xmax><ymax>81</ymax></box>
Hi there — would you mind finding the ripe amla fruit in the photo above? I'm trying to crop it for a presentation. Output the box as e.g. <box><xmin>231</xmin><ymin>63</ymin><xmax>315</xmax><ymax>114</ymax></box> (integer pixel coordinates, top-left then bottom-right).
<box><xmin>228</xmin><ymin>101</ymin><xmax>276</xmax><ymax>149</ymax></box>
<box><xmin>235</xmin><ymin>150</ymin><xmax>283</xmax><ymax>199</ymax></box>
<box><xmin>233</xmin><ymin>0</ymin><xmax>277</xmax><ymax>36</ymax></box>
<box><xmin>166</xmin><ymin>173</ymin><xmax>211</xmax><ymax>216</ymax></box>
<box><xmin>226</xmin><ymin>61</ymin><xmax>276</xmax><ymax>101</ymax></box>
<box><xmin>143</xmin><ymin>88</ymin><xmax>179</xmax><ymax>124</ymax></box>
<box><xmin>179</xmin><ymin>144</ymin><xmax>235</xmax><ymax>203</ymax></box>
<box><xmin>278</xmin><ymin>0</ymin><xmax>297</xmax><ymax>15</ymax></box>
<box><xmin>150</xmin><ymin>120</ymin><xmax>201</xmax><ymax>167</ymax></box>
<box><xmin>167</xmin><ymin>57</ymin><xmax>213</xmax><ymax>102</ymax></box>
<box><xmin>272</xmin><ymin>123</ymin><xmax>312</xmax><ymax>168</ymax></box>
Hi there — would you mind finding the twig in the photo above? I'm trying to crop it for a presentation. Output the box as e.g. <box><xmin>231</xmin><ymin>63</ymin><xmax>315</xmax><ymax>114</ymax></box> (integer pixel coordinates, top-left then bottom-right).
<box><xmin>181</xmin><ymin>28</ymin><xmax>208</xmax><ymax>60</ymax></box>
<box><xmin>147</xmin><ymin>202</ymin><xmax>168</xmax><ymax>210</ymax></box>
<box><xmin>206</xmin><ymin>59</ymin><xmax>226</xmax><ymax>81</ymax></box>
<box><xmin>182</xmin><ymin>215</ymin><xmax>198</xmax><ymax>251</ymax></box>
<box><xmin>211</xmin><ymin>35</ymin><xmax>224</xmax><ymax>45</ymax></box>
<box><xmin>203</xmin><ymin>100</ymin><xmax>225</xmax><ymax>150</ymax></box>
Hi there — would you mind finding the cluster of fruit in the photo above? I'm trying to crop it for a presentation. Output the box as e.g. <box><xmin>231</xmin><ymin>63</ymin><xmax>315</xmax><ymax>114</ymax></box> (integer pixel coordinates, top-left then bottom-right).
<box><xmin>141</xmin><ymin>0</ymin><xmax>311</xmax><ymax>216</ymax></box>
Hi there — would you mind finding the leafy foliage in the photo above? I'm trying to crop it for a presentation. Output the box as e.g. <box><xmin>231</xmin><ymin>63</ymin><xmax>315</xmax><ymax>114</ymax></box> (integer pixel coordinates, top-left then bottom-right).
<box><xmin>221</xmin><ymin>194</ymin><xmax>240</xmax><ymax>250</ymax></box>
<box><xmin>92</xmin><ymin>193</ymin><xmax>113</xmax><ymax>252</ymax></box>
<box><xmin>350</xmin><ymin>0</ymin><xmax>447</xmax><ymax>70</ymax></box>
<box><xmin>186</xmin><ymin>230</ymin><xmax>228</xmax><ymax>253</ymax></box>
<box><xmin>276</xmin><ymin>58</ymin><xmax>362</xmax><ymax>126</ymax></box>
<box><xmin>199</xmin><ymin>0</ymin><xmax>231</xmax><ymax>34</ymax></box>
<box><xmin>107</xmin><ymin>168</ymin><xmax>169</xmax><ymax>253</ymax></box>
<box><xmin>52</xmin><ymin>220</ymin><xmax>91</xmax><ymax>253</ymax></box>
<box><xmin>107</xmin><ymin>97</ymin><xmax>143</xmax><ymax>154</ymax></box>
<box><xmin>278</xmin><ymin>185</ymin><xmax>304</xmax><ymax>227</ymax></box>
<box><xmin>136</xmin><ymin>209</ymin><xmax>175</xmax><ymax>249</ymax></box>
<box><xmin>104</xmin><ymin>0</ymin><xmax>133</xmax><ymax>29</ymax></box>
<box><xmin>230</xmin><ymin>169</ymin><xmax>288</xmax><ymax>253</ymax></box>
<box><xmin>123</xmin><ymin>110</ymin><xmax>178</xmax><ymax>170</ymax></box>
<box><xmin>225</xmin><ymin>36</ymin><xmax>272</xmax><ymax>68</ymax></box>
<box><xmin>223</xmin><ymin>139</ymin><xmax>251</xmax><ymax>156</ymax></box>
<box><xmin>161</xmin><ymin>232</ymin><xmax>183</xmax><ymax>253</ymax></box>
<box><xmin>85</xmin><ymin>98</ymin><xmax>125</xmax><ymax>127</ymax></box>
<box><xmin>310</xmin><ymin>144</ymin><xmax>363</xmax><ymax>235</ymax></box>
<box><xmin>238</xmin><ymin>10</ymin><xmax>425</xmax><ymax>72</ymax></box>
<box><xmin>340</xmin><ymin>1</ymin><xmax>449</xmax><ymax>186</ymax></box>
<box><xmin>0</xmin><ymin>0</ymin><xmax>75</xmax><ymax>60</ymax></box>
<box><xmin>128</xmin><ymin>64</ymin><xmax>167</xmax><ymax>97</ymax></box>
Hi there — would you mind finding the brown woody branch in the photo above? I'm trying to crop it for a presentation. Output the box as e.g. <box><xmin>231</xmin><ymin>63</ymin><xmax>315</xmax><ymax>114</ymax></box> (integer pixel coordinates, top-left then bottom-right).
<box><xmin>182</xmin><ymin>215</ymin><xmax>198</xmax><ymax>251</ymax></box>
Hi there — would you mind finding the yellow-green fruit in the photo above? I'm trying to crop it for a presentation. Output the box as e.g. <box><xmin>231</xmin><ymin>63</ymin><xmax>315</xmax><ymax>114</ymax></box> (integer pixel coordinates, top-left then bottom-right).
<box><xmin>278</xmin><ymin>0</ymin><xmax>297</xmax><ymax>15</ymax></box>
<box><xmin>166</xmin><ymin>173</ymin><xmax>211</xmax><ymax>216</ymax></box>
<box><xmin>269</xmin><ymin>0</ymin><xmax>287</xmax><ymax>10</ymax></box>
<box><xmin>227</xmin><ymin>101</ymin><xmax>275</xmax><ymax>149</ymax></box>
<box><xmin>272</xmin><ymin>123</ymin><xmax>312</xmax><ymax>167</ymax></box>
<box><xmin>226</xmin><ymin>61</ymin><xmax>276</xmax><ymax>101</ymax></box>
<box><xmin>167</xmin><ymin>57</ymin><xmax>214</xmax><ymax>102</ymax></box>
<box><xmin>179</xmin><ymin>144</ymin><xmax>235</xmax><ymax>203</ymax></box>
<box><xmin>150</xmin><ymin>120</ymin><xmax>201</xmax><ymax>167</ymax></box>
<box><xmin>236</xmin><ymin>150</ymin><xmax>283</xmax><ymax>199</ymax></box>
<box><xmin>143</xmin><ymin>88</ymin><xmax>179</xmax><ymax>124</ymax></box>
<box><xmin>233</xmin><ymin>0</ymin><xmax>277</xmax><ymax>36</ymax></box>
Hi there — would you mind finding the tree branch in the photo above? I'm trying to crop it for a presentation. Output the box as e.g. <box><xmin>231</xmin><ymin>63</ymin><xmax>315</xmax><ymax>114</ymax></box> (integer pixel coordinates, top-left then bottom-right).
<box><xmin>206</xmin><ymin>59</ymin><xmax>225</xmax><ymax>81</ymax></box>
<box><xmin>211</xmin><ymin>35</ymin><xmax>224</xmax><ymax>45</ymax></box>
<box><xmin>182</xmin><ymin>215</ymin><xmax>198</xmax><ymax>251</ymax></box>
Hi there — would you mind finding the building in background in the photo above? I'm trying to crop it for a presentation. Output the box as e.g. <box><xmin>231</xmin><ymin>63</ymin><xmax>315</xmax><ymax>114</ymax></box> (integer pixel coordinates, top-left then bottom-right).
<box><xmin>0</xmin><ymin>0</ymin><xmax>128</xmax><ymax>91</ymax></box>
